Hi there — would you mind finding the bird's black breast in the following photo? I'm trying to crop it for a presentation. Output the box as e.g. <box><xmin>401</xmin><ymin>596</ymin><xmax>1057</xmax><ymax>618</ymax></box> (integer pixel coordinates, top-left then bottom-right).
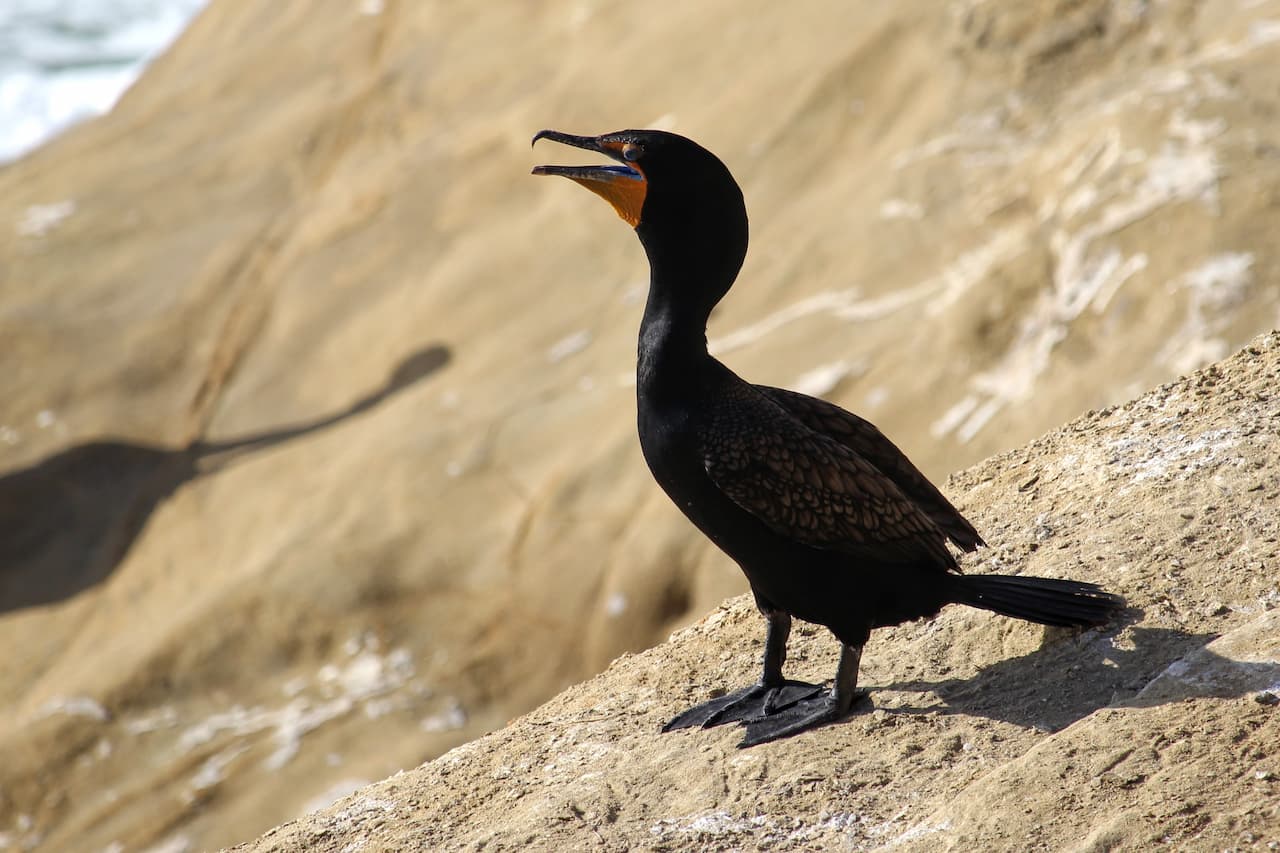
<box><xmin>637</xmin><ymin>360</ymin><xmax>956</xmax><ymax>562</ymax></box>
<box><xmin>636</xmin><ymin>365</ymin><xmax>774</xmax><ymax>557</ymax></box>
<box><xmin>636</xmin><ymin>390</ymin><xmax>714</xmax><ymax>520</ymax></box>
<box><xmin>636</xmin><ymin>370</ymin><xmax>959</xmax><ymax>638</ymax></box>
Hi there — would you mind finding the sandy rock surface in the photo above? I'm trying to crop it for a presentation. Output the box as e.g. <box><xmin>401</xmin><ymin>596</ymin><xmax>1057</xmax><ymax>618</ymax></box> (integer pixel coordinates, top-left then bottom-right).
<box><xmin>2</xmin><ymin>0</ymin><xmax>1280</xmax><ymax>849</ymax></box>
<box><xmin>238</xmin><ymin>333</ymin><xmax>1280</xmax><ymax>851</ymax></box>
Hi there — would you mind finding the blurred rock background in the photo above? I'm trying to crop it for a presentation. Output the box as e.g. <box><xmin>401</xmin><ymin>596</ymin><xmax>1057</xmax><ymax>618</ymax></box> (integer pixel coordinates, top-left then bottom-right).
<box><xmin>1</xmin><ymin>0</ymin><xmax>1278</xmax><ymax>849</ymax></box>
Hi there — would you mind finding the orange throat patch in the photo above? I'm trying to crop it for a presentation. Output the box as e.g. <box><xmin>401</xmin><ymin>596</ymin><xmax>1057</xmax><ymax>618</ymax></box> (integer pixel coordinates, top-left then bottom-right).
<box><xmin>572</xmin><ymin>174</ymin><xmax>646</xmax><ymax>227</ymax></box>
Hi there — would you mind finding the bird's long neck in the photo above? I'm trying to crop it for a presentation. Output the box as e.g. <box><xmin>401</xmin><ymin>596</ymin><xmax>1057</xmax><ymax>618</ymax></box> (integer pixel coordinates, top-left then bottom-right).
<box><xmin>637</xmin><ymin>285</ymin><xmax>709</xmax><ymax>389</ymax></box>
<box><xmin>633</xmin><ymin>183</ymin><xmax>748</xmax><ymax>398</ymax></box>
<box><xmin>636</xmin><ymin>249</ymin><xmax>738</xmax><ymax>398</ymax></box>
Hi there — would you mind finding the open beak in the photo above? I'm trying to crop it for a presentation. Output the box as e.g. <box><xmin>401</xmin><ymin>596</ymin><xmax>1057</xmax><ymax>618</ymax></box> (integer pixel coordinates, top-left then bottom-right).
<box><xmin>532</xmin><ymin>130</ymin><xmax>647</xmax><ymax>227</ymax></box>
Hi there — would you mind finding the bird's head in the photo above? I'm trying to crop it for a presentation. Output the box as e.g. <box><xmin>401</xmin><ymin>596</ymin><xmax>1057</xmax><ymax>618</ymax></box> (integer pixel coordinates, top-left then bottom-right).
<box><xmin>532</xmin><ymin>129</ymin><xmax>748</xmax><ymax>310</ymax></box>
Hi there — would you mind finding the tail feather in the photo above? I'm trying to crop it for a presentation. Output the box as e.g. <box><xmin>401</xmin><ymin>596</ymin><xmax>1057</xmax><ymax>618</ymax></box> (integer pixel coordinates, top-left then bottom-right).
<box><xmin>951</xmin><ymin>575</ymin><xmax>1123</xmax><ymax>628</ymax></box>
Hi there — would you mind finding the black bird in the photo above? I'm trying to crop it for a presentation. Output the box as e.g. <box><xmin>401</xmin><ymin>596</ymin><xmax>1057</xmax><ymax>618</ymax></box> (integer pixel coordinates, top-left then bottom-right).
<box><xmin>532</xmin><ymin>129</ymin><xmax>1123</xmax><ymax>747</ymax></box>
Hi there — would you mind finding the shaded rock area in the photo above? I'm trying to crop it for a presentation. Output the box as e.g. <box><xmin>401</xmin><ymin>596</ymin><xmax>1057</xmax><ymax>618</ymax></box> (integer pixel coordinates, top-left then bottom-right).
<box><xmin>239</xmin><ymin>333</ymin><xmax>1280</xmax><ymax>852</ymax></box>
<box><xmin>2</xmin><ymin>0</ymin><xmax>1280</xmax><ymax>849</ymax></box>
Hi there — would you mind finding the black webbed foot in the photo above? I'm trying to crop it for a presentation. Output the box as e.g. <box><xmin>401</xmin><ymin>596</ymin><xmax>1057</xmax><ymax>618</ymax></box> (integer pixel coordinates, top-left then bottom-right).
<box><xmin>662</xmin><ymin>680</ymin><xmax>825</xmax><ymax>731</ymax></box>
<box><xmin>737</xmin><ymin>687</ymin><xmax>870</xmax><ymax>747</ymax></box>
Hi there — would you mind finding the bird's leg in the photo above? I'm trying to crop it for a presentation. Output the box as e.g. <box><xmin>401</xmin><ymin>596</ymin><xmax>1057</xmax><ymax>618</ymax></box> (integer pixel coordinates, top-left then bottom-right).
<box><xmin>761</xmin><ymin>609</ymin><xmax>790</xmax><ymax>684</ymax></box>
<box><xmin>738</xmin><ymin>643</ymin><xmax>868</xmax><ymax>747</ymax></box>
<box><xmin>754</xmin><ymin>610</ymin><xmax>826</xmax><ymax>716</ymax></box>
<box><xmin>662</xmin><ymin>610</ymin><xmax>824</xmax><ymax>732</ymax></box>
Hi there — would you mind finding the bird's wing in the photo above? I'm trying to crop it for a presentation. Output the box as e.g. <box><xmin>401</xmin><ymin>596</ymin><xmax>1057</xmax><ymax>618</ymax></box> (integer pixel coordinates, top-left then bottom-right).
<box><xmin>700</xmin><ymin>385</ymin><xmax>958</xmax><ymax>568</ymax></box>
<box><xmin>757</xmin><ymin>385</ymin><xmax>985</xmax><ymax>551</ymax></box>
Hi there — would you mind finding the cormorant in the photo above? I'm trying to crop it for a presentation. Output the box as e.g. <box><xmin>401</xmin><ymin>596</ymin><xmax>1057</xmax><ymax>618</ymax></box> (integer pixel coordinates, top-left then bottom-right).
<box><xmin>532</xmin><ymin>129</ymin><xmax>1123</xmax><ymax>747</ymax></box>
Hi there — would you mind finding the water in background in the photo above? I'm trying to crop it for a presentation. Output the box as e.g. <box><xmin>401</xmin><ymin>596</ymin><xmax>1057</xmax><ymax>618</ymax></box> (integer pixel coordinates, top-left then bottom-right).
<box><xmin>0</xmin><ymin>0</ymin><xmax>206</xmax><ymax>163</ymax></box>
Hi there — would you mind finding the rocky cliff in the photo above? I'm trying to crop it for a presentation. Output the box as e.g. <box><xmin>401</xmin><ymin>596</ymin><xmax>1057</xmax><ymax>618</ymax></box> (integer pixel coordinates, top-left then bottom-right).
<box><xmin>2</xmin><ymin>0</ymin><xmax>1279</xmax><ymax>849</ymax></box>
<box><xmin>237</xmin><ymin>333</ymin><xmax>1280</xmax><ymax>851</ymax></box>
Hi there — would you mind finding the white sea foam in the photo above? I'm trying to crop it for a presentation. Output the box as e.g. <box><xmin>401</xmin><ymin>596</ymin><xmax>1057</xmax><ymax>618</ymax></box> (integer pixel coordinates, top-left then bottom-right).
<box><xmin>0</xmin><ymin>0</ymin><xmax>206</xmax><ymax>162</ymax></box>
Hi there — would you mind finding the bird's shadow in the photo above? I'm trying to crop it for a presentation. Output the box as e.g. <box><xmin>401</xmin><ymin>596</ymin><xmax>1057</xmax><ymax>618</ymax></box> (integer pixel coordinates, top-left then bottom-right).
<box><xmin>870</xmin><ymin>616</ymin><xmax>1278</xmax><ymax>731</ymax></box>
<box><xmin>0</xmin><ymin>344</ymin><xmax>451</xmax><ymax>614</ymax></box>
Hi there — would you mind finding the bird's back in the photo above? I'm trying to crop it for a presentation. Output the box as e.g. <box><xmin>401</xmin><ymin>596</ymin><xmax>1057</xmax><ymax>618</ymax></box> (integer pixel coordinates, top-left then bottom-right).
<box><xmin>696</xmin><ymin>379</ymin><xmax>960</xmax><ymax>568</ymax></box>
<box><xmin>755</xmin><ymin>385</ymin><xmax>985</xmax><ymax>553</ymax></box>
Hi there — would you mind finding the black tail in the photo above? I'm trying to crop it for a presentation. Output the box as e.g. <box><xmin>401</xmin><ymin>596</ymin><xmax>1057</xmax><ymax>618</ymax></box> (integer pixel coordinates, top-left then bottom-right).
<box><xmin>951</xmin><ymin>575</ymin><xmax>1124</xmax><ymax>628</ymax></box>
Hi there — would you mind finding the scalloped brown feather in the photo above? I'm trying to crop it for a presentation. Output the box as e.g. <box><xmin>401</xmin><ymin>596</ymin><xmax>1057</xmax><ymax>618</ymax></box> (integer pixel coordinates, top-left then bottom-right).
<box><xmin>700</xmin><ymin>383</ymin><xmax>958</xmax><ymax>568</ymax></box>
<box><xmin>756</xmin><ymin>385</ymin><xmax>986</xmax><ymax>553</ymax></box>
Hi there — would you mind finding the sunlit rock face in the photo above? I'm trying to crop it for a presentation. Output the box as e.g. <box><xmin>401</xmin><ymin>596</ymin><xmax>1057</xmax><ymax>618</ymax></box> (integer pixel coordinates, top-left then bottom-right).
<box><xmin>1</xmin><ymin>0</ymin><xmax>1279</xmax><ymax>848</ymax></box>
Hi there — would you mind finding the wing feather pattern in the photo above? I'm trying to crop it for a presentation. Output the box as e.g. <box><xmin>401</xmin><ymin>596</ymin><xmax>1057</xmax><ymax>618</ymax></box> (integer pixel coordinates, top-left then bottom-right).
<box><xmin>756</xmin><ymin>386</ymin><xmax>985</xmax><ymax>552</ymax></box>
<box><xmin>700</xmin><ymin>384</ymin><xmax>959</xmax><ymax>568</ymax></box>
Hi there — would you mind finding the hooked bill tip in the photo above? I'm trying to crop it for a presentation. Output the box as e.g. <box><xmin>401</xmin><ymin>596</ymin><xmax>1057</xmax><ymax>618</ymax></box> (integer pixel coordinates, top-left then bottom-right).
<box><xmin>532</xmin><ymin>129</ymin><xmax>565</xmax><ymax>147</ymax></box>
